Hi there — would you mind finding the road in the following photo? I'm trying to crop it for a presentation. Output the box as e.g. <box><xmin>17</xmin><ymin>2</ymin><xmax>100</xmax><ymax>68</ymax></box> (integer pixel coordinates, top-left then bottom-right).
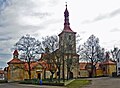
<box><xmin>1</xmin><ymin>77</ymin><xmax>120</xmax><ymax>88</ymax></box>
<box><xmin>82</xmin><ymin>77</ymin><xmax>120</xmax><ymax>88</ymax></box>
<box><xmin>0</xmin><ymin>83</ymin><xmax>66</xmax><ymax>88</ymax></box>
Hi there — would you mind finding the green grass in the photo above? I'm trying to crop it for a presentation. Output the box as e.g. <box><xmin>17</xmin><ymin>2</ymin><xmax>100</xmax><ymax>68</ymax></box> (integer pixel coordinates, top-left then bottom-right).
<box><xmin>66</xmin><ymin>79</ymin><xmax>91</xmax><ymax>88</ymax></box>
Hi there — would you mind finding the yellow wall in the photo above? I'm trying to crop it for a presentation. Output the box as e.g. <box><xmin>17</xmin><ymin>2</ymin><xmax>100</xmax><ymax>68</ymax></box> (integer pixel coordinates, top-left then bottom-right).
<box><xmin>7</xmin><ymin>63</ymin><xmax>45</xmax><ymax>81</ymax></box>
<box><xmin>7</xmin><ymin>64</ymin><xmax>24</xmax><ymax>81</ymax></box>
<box><xmin>79</xmin><ymin>70</ymin><xmax>89</xmax><ymax>77</ymax></box>
<box><xmin>96</xmin><ymin>69</ymin><xmax>103</xmax><ymax>76</ymax></box>
<box><xmin>108</xmin><ymin>64</ymin><xmax>116</xmax><ymax>76</ymax></box>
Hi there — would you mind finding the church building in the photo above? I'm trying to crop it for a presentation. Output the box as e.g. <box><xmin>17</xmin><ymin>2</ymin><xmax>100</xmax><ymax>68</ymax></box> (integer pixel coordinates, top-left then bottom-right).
<box><xmin>5</xmin><ymin>4</ymin><xmax>79</xmax><ymax>81</ymax></box>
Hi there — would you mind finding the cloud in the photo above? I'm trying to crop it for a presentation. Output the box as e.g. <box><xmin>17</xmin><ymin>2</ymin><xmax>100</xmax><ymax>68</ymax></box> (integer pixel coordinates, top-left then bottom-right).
<box><xmin>0</xmin><ymin>36</ymin><xmax>12</xmax><ymax>41</ymax></box>
<box><xmin>110</xmin><ymin>28</ymin><xmax>120</xmax><ymax>32</ymax></box>
<box><xmin>0</xmin><ymin>0</ymin><xmax>11</xmax><ymax>13</ymax></box>
<box><xmin>82</xmin><ymin>8</ymin><xmax>120</xmax><ymax>24</ymax></box>
<box><xmin>0</xmin><ymin>0</ymin><xmax>61</xmax><ymax>67</ymax></box>
<box><xmin>109</xmin><ymin>8</ymin><xmax>120</xmax><ymax>17</ymax></box>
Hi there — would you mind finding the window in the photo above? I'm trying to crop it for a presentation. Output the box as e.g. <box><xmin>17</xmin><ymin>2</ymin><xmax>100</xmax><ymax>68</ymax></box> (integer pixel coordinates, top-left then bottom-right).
<box><xmin>69</xmin><ymin>35</ymin><xmax>71</xmax><ymax>40</ymax></box>
<box><xmin>118</xmin><ymin>68</ymin><xmax>120</xmax><ymax>70</ymax></box>
<box><xmin>118</xmin><ymin>58</ymin><xmax>119</xmax><ymax>62</ymax></box>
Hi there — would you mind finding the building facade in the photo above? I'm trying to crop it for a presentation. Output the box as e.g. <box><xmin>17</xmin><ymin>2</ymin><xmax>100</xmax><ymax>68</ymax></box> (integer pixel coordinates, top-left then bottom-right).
<box><xmin>79</xmin><ymin>60</ymin><xmax>116</xmax><ymax>77</ymax></box>
<box><xmin>6</xmin><ymin>4</ymin><xmax>79</xmax><ymax>81</ymax></box>
<box><xmin>6</xmin><ymin>50</ymin><xmax>51</xmax><ymax>81</ymax></box>
<box><xmin>116</xmin><ymin>49</ymin><xmax>120</xmax><ymax>76</ymax></box>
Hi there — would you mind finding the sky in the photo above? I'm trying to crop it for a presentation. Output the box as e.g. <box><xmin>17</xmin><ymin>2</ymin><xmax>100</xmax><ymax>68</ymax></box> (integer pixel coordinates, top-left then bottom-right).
<box><xmin>0</xmin><ymin>0</ymin><xmax>120</xmax><ymax>68</ymax></box>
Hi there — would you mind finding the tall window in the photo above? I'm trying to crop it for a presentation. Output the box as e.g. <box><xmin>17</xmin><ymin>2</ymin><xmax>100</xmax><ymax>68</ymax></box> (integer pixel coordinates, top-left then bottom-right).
<box><xmin>118</xmin><ymin>58</ymin><xmax>119</xmax><ymax>62</ymax></box>
<box><xmin>69</xmin><ymin>35</ymin><xmax>71</xmax><ymax>40</ymax></box>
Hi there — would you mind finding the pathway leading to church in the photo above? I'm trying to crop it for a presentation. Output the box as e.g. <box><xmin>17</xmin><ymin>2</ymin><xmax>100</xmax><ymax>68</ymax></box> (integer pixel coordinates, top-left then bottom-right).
<box><xmin>82</xmin><ymin>77</ymin><xmax>120</xmax><ymax>88</ymax></box>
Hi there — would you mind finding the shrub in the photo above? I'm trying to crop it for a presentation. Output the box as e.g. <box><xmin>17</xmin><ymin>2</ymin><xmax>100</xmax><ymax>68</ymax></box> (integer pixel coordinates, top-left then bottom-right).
<box><xmin>0</xmin><ymin>80</ymin><xmax>8</xmax><ymax>83</ymax></box>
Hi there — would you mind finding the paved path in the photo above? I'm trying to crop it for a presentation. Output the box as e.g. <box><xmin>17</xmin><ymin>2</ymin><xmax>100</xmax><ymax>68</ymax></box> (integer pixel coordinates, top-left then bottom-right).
<box><xmin>82</xmin><ymin>77</ymin><xmax>120</xmax><ymax>88</ymax></box>
<box><xmin>1</xmin><ymin>77</ymin><xmax>120</xmax><ymax>88</ymax></box>
<box><xmin>0</xmin><ymin>83</ymin><xmax>66</xmax><ymax>88</ymax></box>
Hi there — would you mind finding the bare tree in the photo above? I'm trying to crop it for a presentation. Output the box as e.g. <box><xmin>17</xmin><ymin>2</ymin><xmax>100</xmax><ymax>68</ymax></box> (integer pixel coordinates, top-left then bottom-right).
<box><xmin>41</xmin><ymin>35</ymin><xmax>59</xmax><ymax>81</ymax></box>
<box><xmin>78</xmin><ymin>34</ymin><xmax>105</xmax><ymax>77</ymax></box>
<box><xmin>41</xmin><ymin>35</ymin><xmax>59</xmax><ymax>52</ymax></box>
<box><xmin>111</xmin><ymin>47</ymin><xmax>119</xmax><ymax>61</ymax></box>
<box><xmin>14</xmin><ymin>34</ymin><xmax>42</xmax><ymax>79</ymax></box>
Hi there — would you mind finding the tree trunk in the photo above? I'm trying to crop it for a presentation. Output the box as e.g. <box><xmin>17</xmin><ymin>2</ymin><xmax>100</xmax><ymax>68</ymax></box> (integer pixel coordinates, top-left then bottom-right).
<box><xmin>58</xmin><ymin>65</ymin><xmax>60</xmax><ymax>82</ymax></box>
<box><xmin>28</xmin><ymin>60</ymin><xmax>31</xmax><ymax>79</ymax></box>
<box><xmin>91</xmin><ymin>46</ymin><xmax>94</xmax><ymax>77</ymax></box>
<box><xmin>90</xmin><ymin>58</ymin><xmax>94</xmax><ymax>78</ymax></box>
<box><xmin>50</xmin><ymin>72</ymin><xmax>54</xmax><ymax>81</ymax></box>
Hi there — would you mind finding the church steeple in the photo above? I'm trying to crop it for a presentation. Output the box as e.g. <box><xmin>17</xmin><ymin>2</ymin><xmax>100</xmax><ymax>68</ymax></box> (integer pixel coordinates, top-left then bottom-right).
<box><xmin>62</xmin><ymin>3</ymin><xmax>75</xmax><ymax>33</ymax></box>
<box><xmin>13</xmin><ymin>50</ymin><xmax>19</xmax><ymax>59</ymax></box>
<box><xmin>64</xmin><ymin>3</ymin><xmax>70</xmax><ymax>26</ymax></box>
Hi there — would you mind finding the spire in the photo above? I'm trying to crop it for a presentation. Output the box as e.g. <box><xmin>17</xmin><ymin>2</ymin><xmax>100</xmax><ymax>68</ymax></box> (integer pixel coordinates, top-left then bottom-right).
<box><xmin>64</xmin><ymin>2</ymin><xmax>70</xmax><ymax>26</ymax></box>
<box><xmin>13</xmin><ymin>50</ymin><xmax>19</xmax><ymax>58</ymax></box>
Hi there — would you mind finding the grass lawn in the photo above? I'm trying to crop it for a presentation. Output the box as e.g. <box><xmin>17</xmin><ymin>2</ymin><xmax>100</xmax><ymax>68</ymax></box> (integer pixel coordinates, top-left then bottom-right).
<box><xmin>66</xmin><ymin>79</ymin><xmax>91</xmax><ymax>88</ymax></box>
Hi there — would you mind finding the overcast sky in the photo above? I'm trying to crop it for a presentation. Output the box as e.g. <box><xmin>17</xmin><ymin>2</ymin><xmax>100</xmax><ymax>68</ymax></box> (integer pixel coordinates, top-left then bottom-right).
<box><xmin>0</xmin><ymin>0</ymin><xmax>120</xmax><ymax>68</ymax></box>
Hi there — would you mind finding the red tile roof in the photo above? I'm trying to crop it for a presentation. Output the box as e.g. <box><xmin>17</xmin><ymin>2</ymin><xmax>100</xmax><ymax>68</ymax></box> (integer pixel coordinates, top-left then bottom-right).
<box><xmin>24</xmin><ymin>60</ymin><xmax>48</xmax><ymax>71</ymax></box>
<box><xmin>59</xmin><ymin>25</ymin><xmax>76</xmax><ymax>36</ymax></box>
<box><xmin>24</xmin><ymin>62</ymin><xmax>39</xmax><ymax>71</ymax></box>
<box><xmin>79</xmin><ymin>62</ymin><xmax>103</xmax><ymax>70</ymax></box>
<box><xmin>63</xmin><ymin>25</ymin><xmax>74</xmax><ymax>33</ymax></box>
<box><xmin>102</xmin><ymin>60</ymin><xmax>116</xmax><ymax>65</ymax></box>
<box><xmin>7</xmin><ymin>58</ymin><xmax>24</xmax><ymax>64</ymax></box>
<box><xmin>7</xmin><ymin>52</ymin><xmax>58</xmax><ymax>71</ymax></box>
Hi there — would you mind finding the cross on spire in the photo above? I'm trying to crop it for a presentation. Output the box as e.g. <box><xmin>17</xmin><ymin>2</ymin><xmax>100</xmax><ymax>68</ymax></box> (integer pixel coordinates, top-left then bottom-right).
<box><xmin>65</xmin><ymin>2</ymin><xmax>67</xmax><ymax>8</ymax></box>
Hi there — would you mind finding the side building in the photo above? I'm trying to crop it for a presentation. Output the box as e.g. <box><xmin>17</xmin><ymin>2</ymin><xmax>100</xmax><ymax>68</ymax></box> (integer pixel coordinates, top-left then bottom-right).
<box><xmin>6</xmin><ymin>50</ymin><xmax>51</xmax><ymax>81</ymax></box>
<box><xmin>116</xmin><ymin>49</ymin><xmax>120</xmax><ymax>76</ymax></box>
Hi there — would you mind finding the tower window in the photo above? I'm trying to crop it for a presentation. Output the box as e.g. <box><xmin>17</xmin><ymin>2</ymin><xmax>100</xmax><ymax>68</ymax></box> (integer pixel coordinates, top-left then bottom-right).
<box><xmin>118</xmin><ymin>68</ymin><xmax>120</xmax><ymax>73</ymax></box>
<box><xmin>69</xmin><ymin>45</ymin><xmax>72</xmax><ymax>50</ymax></box>
<box><xmin>118</xmin><ymin>58</ymin><xmax>119</xmax><ymax>62</ymax></box>
<box><xmin>69</xmin><ymin>35</ymin><xmax>71</xmax><ymax>40</ymax></box>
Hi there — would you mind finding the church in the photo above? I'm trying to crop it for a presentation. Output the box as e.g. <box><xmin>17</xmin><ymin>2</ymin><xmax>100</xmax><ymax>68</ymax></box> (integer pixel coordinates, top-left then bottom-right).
<box><xmin>5</xmin><ymin>4</ymin><xmax>79</xmax><ymax>81</ymax></box>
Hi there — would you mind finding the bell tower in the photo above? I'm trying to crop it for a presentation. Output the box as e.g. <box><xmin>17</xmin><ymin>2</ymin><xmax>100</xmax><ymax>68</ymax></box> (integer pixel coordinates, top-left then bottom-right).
<box><xmin>58</xmin><ymin>3</ymin><xmax>79</xmax><ymax>79</ymax></box>
<box><xmin>59</xmin><ymin>3</ymin><xmax>76</xmax><ymax>54</ymax></box>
